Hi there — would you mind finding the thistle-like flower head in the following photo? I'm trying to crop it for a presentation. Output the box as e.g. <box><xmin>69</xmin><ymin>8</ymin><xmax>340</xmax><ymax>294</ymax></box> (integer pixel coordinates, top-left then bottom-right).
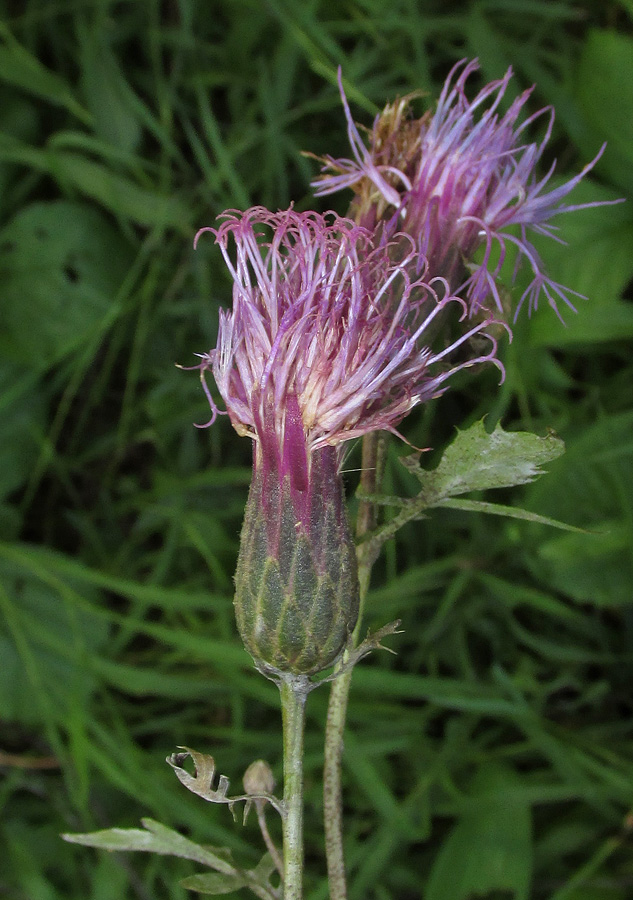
<box><xmin>194</xmin><ymin>205</ymin><xmax>500</xmax><ymax>466</ymax></box>
<box><xmin>313</xmin><ymin>60</ymin><xmax>615</xmax><ymax>319</ymax></box>
<box><xmin>191</xmin><ymin>206</ymin><xmax>502</xmax><ymax>675</ymax></box>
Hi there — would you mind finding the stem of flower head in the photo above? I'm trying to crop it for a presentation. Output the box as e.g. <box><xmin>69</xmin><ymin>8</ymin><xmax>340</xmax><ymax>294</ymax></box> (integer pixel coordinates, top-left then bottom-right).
<box><xmin>323</xmin><ymin>667</ymin><xmax>353</xmax><ymax>900</ymax></box>
<box><xmin>255</xmin><ymin>801</ymin><xmax>284</xmax><ymax>878</ymax></box>
<box><xmin>323</xmin><ymin>432</ymin><xmax>387</xmax><ymax>900</ymax></box>
<box><xmin>280</xmin><ymin>675</ymin><xmax>309</xmax><ymax>900</ymax></box>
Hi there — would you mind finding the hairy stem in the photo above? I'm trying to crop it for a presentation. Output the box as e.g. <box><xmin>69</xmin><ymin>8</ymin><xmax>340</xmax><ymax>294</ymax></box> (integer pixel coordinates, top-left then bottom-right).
<box><xmin>280</xmin><ymin>676</ymin><xmax>309</xmax><ymax>900</ymax></box>
<box><xmin>323</xmin><ymin>432</ymin><xmax>386</xmax><ymax>900</ymax></box>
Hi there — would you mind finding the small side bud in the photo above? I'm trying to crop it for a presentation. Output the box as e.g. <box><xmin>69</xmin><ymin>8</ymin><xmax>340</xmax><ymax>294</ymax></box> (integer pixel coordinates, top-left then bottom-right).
<box><xmin>243</xmin><ymin>759</ymin><xmax>275</xmax><ymax>796</ymax></box>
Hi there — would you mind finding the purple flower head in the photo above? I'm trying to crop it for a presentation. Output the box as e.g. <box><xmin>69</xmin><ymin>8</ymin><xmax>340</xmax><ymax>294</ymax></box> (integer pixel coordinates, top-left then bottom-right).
<box><xmin>190</xmin><ymin>206</ymin><xmax>504</xmax><ymax>675</ymax></box>
<box><xmin>192</xmin><ymin>206</ymin><xmax>502</xmax><ymax>476</ymax></box>
<box><xmin>313</xmin><ymin>60</ymin><xmax>618</xmax><ymax>319</ymax></box>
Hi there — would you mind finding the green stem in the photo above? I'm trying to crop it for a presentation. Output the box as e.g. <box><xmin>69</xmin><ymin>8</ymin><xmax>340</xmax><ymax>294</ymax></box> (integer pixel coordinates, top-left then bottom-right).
<box><xmin>280</xmin><ymin>675</ymin><xmax>309</xmax><ymax>900</ymax></box>
<box><xmin>323</xmin><ymin>433</ymin><xmax>386</xmax><ymax>900</ymax></box>
<box><xmin>323</xmin><ymin>668</ymin><xmax>353</xmax><ymax>899</ymax></box>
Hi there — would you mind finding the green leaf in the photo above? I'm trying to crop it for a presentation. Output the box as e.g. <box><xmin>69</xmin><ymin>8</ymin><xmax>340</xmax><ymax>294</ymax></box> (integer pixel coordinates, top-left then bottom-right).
<box><xmin>0</xmin><ymin>24</ymin><xmax>91</xmax><ymax>123</ymax></box>
<box><xmin>62</xmin><ymin>819</ymin><xmax>236</xmax><ymax>875</ymax></box>
<box><xmin>249</xmin><ymin>853</ymin><xmax>277</xmax><ymax>885</ymax></box>
<box><xmin>529</xmin><ymin>293</ymin><xmax>633</xmax><ymax>348</ymax></box>
<box><xmin>426</xmin><ymin>765</ymin><xmax>533</xmax><ymax>900</ymax></box>
<box><xmin>0</xmin><ymin>95</ymin><xmax>39</xmax><ymax>198</ymax></box>
<box><xmin>526</xmin><ymin>181</ymin><xmax>633</xmax><ymax>347</ymax></box>
<box><xmin>353</xmin><ymin>668</ymin><xmax>522</xmax><ymax>718</ymax></box>
<box><xmin>0</xmin><ymin>364</ymin><xmax>46</xmax><ymax>501</ymax></box>
<box><xmin>0</xmin><ymin>201</ymin><xmax>132</xmax><ymax>367</ymax></box>
<box><xmin>50</xmin><ymin>152</ymin><xmax>192</xmax><ymax>230</ymax></box>
<box><xmin>180</xmin><ymin>855</ymin><xmax>277</xmax><ymax>898</ymax></box>
<box><xmin>179</xmin><ymin>872</ymin><xmax>247</xmax><ymax>895</ymax></box>
<box><xmin>66</xmin><ymin>824</ymin><xmax>278</xmax><ymax>900</ymax></box>
<box><xmin>78</xmin><ymin>26</ymin><xmax>142</xmax><ymax>153</ymax></box>
<box><xmin>437</xmin><ymin>498</ymin><xmax>587</xmax><ymax>532</ymax></box>
<box><xmin>0</xmin><ymin>573</ymin><xmax>109</xmax><ymax>726</ymax></box>
<box><xmin>536</xmin><ymin>523</ymin><xmax>632</xmax><ymax>608</ymax></box>
<box><xmin>403</xmin><ymin>420</ymin><xmax>565</xmax><ymax>498</ymax></box>
<box><xmin>363</xmin><ymin>422</ymin><xmax>565</xmax><ymax>553</ymax></box>
<box><xmin>0</xmin><ymin>138</ymin><xmax>191</xmax><ymax>230</ymax></box>
<box><xmin>576</xmin><ymin>29</ymin><xmax>633</xmax><ymax>192</ymax></box>
<box><xmin>526</xmin><ymin>411</ymin><xmax>633</xmax><ymax>524</ymax></box>
<box><xmin>524</xmin><ymin>411</ymin><xmax>633</xmax><ymax>606</ymax></box>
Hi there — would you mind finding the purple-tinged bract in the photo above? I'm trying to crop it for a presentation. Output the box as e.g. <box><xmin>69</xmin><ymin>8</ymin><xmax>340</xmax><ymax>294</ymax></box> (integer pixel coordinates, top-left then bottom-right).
<box><xmin>313</xmin><ymin>60</ymin><xmax>614</xmax><ymax>319</ymax></box>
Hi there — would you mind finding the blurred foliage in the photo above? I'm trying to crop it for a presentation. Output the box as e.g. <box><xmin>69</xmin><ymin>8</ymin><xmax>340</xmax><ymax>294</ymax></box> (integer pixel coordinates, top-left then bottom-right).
<box><xmin>0</xmin><ymin>1</ymin><xmax>632</xmax><ymax>898</ymax></box>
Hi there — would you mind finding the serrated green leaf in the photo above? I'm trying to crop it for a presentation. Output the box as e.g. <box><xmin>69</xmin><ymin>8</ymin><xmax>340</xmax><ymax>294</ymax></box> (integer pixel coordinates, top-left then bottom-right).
<box><xmin>62</xmin><ymin>819</ymin><xmax>236</xmax><ymax>875</ymax></box>
<box><xmin>403</xmin><ymin>420</ymin><xmax>564</xmax><ymax>499</ymax></box>
<box><xmin>364</xmin><ymin>422</ymin><xmax>565</xmax><ymax>553</ymax></box>
<box><xmin>179</xmin><ymin>872</ymin><xmax>247</xmax><ymax>895</ymax></box>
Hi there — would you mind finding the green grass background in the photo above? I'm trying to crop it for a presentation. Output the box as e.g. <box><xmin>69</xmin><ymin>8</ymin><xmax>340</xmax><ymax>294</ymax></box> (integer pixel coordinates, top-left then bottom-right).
<box><xmin>1</xmin><ymin>1</ymin><xmax>633</xmax><ymax>898</ymax></box>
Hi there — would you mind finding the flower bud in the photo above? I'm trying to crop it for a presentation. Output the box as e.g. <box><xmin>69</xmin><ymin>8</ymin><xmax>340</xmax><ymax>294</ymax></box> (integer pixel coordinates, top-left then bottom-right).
<box><xmin>234</xmin><ymin>406</ymin><xmax>359</xmax><ymax>676</ymax></box>
<box><xmin>243</xmin><ymin>759</ymin><xmax>276</xmax><ymax>796</ymax></box>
